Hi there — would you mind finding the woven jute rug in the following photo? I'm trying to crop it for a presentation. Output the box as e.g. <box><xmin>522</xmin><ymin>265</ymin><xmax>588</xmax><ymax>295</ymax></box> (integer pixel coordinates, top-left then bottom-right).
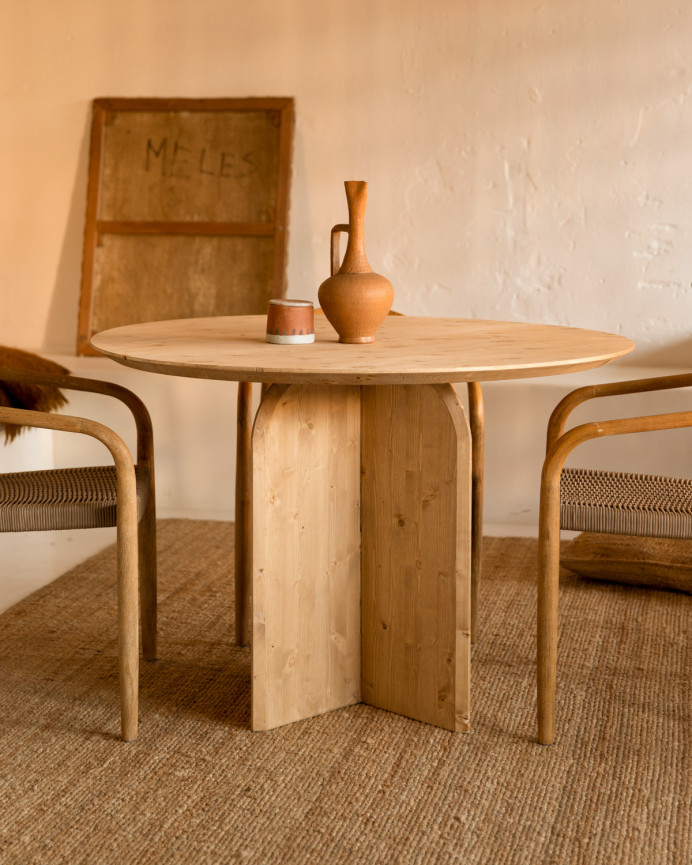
<box><xmin>0</xmin><ymin>520</ymin><xmax>689</xmax><ymax>865</ymax></box>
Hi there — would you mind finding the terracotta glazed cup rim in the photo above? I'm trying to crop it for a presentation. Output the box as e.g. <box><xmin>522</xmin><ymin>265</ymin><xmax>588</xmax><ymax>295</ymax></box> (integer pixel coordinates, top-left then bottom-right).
<box><xmin>268</xmin><ymin>299</ymin><xmax>313</xmax><ymax>308</ymax></box>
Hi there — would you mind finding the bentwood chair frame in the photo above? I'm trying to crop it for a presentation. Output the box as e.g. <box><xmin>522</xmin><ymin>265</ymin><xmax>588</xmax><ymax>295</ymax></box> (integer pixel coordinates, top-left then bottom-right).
<box><xmin>0</xmin><ymin>369</ymin><xmax>157</xmax><ymax>741</ymax></box>
<box><xmin>537</xmin><ymin>372</ymin><xmax>692</xmax><ymax>745</ymax></box>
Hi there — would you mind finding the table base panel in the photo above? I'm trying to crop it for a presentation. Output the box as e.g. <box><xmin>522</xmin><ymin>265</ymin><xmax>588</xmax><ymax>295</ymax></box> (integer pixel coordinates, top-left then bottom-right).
<box><xmin>251</xmin><ymin>384</ymin><xmax>362</xmax><ymax>731</ymax></box>
<box><xmin>361</xmin><ymin>385</ymin><xmax>471</xmax><ymax>732</ymax></box>
<box><xmin>251</xmin><ymin>382</ymin><xmax>471</xmax><ymax>733</ymax></box>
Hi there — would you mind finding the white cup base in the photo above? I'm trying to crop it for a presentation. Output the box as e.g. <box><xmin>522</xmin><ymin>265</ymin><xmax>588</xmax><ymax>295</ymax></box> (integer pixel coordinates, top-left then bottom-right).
<box><xmin>266</xmin><ymin>333</ymin><xmax>315</xmax><ymax>345</ymax></box>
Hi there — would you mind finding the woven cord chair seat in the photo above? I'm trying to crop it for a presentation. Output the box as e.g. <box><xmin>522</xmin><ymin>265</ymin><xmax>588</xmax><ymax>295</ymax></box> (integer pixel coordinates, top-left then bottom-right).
<box><xmin>560</xmin><ymin>467</ymin><xmax>692</xmax><ymax>539</ymax></box>
<box><xmin>0</xmin><ymin>465</ymin><xmax>150</xmax><ymax>532</ymax></box>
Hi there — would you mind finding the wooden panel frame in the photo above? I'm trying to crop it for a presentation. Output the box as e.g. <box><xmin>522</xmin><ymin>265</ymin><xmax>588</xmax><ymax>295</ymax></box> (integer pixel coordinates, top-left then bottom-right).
<box><xmin>77</xmin><ymin>97</ymin><xmax>294</xmax><ymax>355</ymax></box>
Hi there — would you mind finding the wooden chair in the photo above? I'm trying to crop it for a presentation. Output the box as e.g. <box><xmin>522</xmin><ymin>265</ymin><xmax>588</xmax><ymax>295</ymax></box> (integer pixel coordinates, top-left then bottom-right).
<box><xmin>537</xmin><ymin>372</ymin><xmax>692</xmax><ymax>744</ymax></box>
<box><xmin>0</xmin><ymin>369</ymin><xmax>157</xmax><ymax>741</ymax></box>
<box><xmin>233</xmin><ymin>318</ymin><xmax>486</xmax><ymax>647</ymax></box>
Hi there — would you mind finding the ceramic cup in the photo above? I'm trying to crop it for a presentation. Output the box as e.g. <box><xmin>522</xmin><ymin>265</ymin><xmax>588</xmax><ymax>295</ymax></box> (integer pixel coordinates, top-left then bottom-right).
<box><xmin>266</xmin><ymin>299</ymin><xmax>315</xmax><ymax>344</ymax></box>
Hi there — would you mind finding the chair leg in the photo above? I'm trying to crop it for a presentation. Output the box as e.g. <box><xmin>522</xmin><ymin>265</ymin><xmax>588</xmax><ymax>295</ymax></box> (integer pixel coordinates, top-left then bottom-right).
<box><xmin>117</xmin><ymin>480</ymin><xmax>140</xmax><ymax>742</ymax></box>
<box><xmin>235</xmin><ymin>381</ymin><xmax>253</xmax><ymax>646</ymax></box>
<box><xmin>467</xmin><ymin>382</ymin><xmax>484</xmax><ymax>644</ymax></box>
<box><xmin>139</xmin><ymin>476</ymin><xmax>157</xmax><ymax>662</ymax></box>
<box><xmin>536</xmin><ymin>472</ymin><xmax>562</xmax><ymax>746</ymax></box>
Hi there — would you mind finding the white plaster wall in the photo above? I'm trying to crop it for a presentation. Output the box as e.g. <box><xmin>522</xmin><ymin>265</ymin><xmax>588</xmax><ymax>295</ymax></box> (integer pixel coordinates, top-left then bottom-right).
<box><xmin>1</xmin><ymin>0</ymin><xmax>691</xmax><ymax>531</ymax></box>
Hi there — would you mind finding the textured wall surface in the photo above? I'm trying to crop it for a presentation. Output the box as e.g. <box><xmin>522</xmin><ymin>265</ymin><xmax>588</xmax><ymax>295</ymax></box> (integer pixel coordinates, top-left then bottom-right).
<box><xmin>1</xmin><ymin>0</ymin><xmax>691</xmax><ymax>361</ymax></box>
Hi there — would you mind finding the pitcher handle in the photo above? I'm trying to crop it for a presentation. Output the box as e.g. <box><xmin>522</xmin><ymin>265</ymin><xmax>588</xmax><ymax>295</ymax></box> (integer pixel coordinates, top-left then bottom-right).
<box><xmin>330</xmin><ymin>224</ymin><xmax>350</xmax><ymax>276</ymax></box>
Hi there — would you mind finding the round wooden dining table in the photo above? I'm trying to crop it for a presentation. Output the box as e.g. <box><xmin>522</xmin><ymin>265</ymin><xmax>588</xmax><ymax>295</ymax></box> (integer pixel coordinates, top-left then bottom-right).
<box><xmin>92</xmin><ymin>315</ymin><xmax>634</xmax><ymax>733</ymax></box>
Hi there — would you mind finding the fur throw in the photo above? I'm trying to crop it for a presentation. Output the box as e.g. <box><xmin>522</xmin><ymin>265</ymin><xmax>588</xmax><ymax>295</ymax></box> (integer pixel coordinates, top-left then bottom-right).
<box><xmin>0</xmin><ymin>347</ymin><xmax>70</xmax><ymax>443</ymax></box>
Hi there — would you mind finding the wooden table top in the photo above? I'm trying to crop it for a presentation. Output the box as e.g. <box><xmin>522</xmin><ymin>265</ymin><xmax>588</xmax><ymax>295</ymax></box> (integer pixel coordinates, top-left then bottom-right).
<box><xmin>91</xmin><ymin>315</ymin><xmax>634</xmax><ymax>385</ymax></box>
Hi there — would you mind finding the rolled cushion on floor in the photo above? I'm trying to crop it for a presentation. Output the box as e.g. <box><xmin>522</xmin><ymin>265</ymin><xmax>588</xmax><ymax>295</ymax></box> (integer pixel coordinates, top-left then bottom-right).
<box><xmin>562</xmin><ymin>532</ymin><xmax>692</xmax><ymax>593</ymax></box>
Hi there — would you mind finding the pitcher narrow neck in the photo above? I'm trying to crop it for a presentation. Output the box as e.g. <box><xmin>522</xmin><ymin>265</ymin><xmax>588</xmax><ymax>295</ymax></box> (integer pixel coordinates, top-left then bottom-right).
<box><xmin>342</xmin><ymin>180</ymin><xmax>372</xmax><ymax>273</ymax></box>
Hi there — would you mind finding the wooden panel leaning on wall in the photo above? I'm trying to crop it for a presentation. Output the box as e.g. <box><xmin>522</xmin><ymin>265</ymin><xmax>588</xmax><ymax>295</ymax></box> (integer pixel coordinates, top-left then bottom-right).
<box><xmin>77</xmin><ymin>97</ymin><xmax>294</xmax><ymax>355</ymax></box>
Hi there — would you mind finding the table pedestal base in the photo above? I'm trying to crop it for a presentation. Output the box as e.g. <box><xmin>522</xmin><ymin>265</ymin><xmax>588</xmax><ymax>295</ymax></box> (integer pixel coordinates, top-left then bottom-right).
<box><xmin>251</xmin><ymin>383</ymin><xmax>471</xmax><ymax>732</ymax></box>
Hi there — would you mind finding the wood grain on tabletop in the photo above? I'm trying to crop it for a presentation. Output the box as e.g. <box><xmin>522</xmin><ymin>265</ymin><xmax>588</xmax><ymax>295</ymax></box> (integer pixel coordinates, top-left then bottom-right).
<box><xmin>90</xmin><ymin>315</ymin><xmax>635</xmax><ymax>384</ymax></box>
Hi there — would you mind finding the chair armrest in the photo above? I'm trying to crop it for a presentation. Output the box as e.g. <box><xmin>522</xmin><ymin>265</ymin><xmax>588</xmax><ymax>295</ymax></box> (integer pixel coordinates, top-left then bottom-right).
<box><xmin>547</xmin><ymin>372</ymin><xmax>692</xmax><ymax>450</ymax></box>
<box><xmin>0</xmin><ymin>405</ymin><xmax>136</xmax><ymax>480</ymax></box>
<box><xmin>542</xmin><ymin>409</ymin><xmax>692</xmax><ymax>493</ymax></box>
<box><xmin>0</xmin><ymin>369</ymin><xmax>154</xmax><ymax>466</ymax></box>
